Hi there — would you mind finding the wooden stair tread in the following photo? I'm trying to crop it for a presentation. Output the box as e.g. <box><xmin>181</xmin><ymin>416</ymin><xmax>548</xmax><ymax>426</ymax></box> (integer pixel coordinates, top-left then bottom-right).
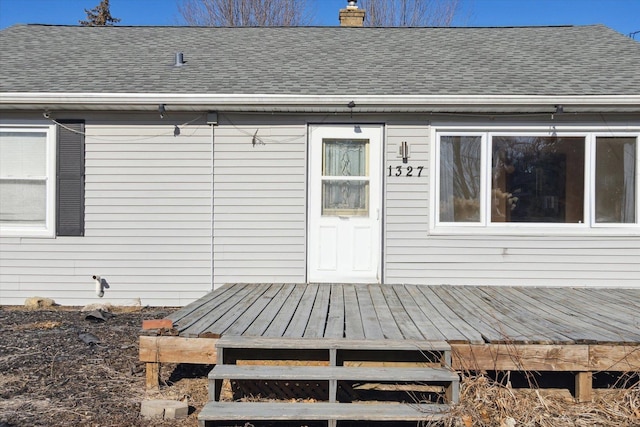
<box><xmin>209</xmin><ymin>364</ymin><xmax>459</xmax><ymax>382</ymax></box>
<box><xmin>198</xmin><ymin>401</ymin><xmax>451</xmax><ymax>422</ymax></box>
<box><xmin>216</xmin><ymin>336</ymin><xmax>451</xmax><ymax>352</ymax></box>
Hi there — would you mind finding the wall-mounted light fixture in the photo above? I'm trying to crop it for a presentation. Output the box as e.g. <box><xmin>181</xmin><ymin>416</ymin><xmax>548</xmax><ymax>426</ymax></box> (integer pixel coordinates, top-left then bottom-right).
<box><xmin>399</xmin><ymin>141</ymin><xmax>410</xmax><ymax>163</ymax></box>
<box><xmin>158</xmin><ymin>104</ymin><xmax>166</xmax><ymax>119</ymax></box>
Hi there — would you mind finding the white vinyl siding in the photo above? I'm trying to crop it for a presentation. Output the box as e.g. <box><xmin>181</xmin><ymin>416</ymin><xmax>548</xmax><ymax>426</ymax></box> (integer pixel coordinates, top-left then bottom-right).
<box><xmin>2</xmin><ymin>112</ymin><xmax>639</xmax><ymax>306</ymax></box>
<box><xmin>212</xmin><ymin>115</ymin><xmax>307</xmax><ymax>286</ymax></box>
<box><xmin>0</xmin><ymin>115</ymin><xmax>212</xmax><ymax>306</ymax></box>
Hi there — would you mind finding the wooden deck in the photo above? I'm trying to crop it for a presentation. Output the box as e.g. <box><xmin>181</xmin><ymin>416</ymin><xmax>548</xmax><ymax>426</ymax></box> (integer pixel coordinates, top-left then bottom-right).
<box><xmin>140</xmin><ymin>283</ymin><xmax>640</xmax><ymax>401</ymax></box>
<box><xmin>164</xmin><ymin>283</ymin><xmax>640</xmax><ymax>345</ymax></box>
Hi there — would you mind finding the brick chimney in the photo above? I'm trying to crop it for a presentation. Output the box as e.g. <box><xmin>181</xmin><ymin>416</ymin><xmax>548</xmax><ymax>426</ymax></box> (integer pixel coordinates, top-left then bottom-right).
<box><xmin>339</xmin><ymin>0</ymin><xmax>365</xmax><ymax>27</ymax></box>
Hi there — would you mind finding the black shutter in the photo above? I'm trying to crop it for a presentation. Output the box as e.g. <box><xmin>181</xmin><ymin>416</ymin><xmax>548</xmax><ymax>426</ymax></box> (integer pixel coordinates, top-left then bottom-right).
<box><xmin>56</xmin><ymin>120</ymin><xmax>85</xmax><ymax>236</ymax></box>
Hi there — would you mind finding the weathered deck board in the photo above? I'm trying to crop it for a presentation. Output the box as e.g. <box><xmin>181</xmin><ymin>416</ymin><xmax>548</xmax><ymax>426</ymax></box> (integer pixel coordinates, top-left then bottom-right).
<box><xmin>202</xmin><ymin>283</ymin><xmax>273</xmax><ymax>336</ymax></box>
<box><xmin>304</xmin><ymin>284</ymin><xmax>331</xmax><ymax>338</ymax></box>
<box><xmin>426</xmin><ymin>286</ymin><xmax>506</xmax><ymax>343</ymax></box>
<box><xmin>242</xmin><ymin>283</ymin><xmax>296</xmax><ymax>337</ymax></box>
<box><xmin>284</xmin><ymin>284</ymin><xmax>319</xmax><ymax>338</ymax></box>
<box><xmin>447</xmin><ymin>286</ymin><xmax>540</xmax><ymax>344</ymax></box>
<box><xmin>167</xmin><ymin>283</ymin><xmax>245</xmax><ymax>335</ymax></box>
<box><xmin>609</xmin><ymin>289</ymin><xmax>640</xmax><ymax>309</ymax></box>
<box><xmin>179</xmin><ymin>283</ymin><xmax>258</xmax><ymax>337</ymax></box>
<box><xmin>167</xmin><ymin>284</ymin><xmax>640</xmax><ymax>346</ymax></box>
<box><xmin>518</xmin><ymin>287</ymin><xmax>628</xmax><ymax>343</ymax></box>
<box><xmin>209</xmin><ymin>364</ymin><xmax>458</xmax><ymax>382</ymax></box>
<box><xmin>581</xmin><ymin>288</ymin><xmax>629</xmax><ymax>308</ymax></box>
<box><xmin>547</xmin><ymin>288</ymin><xmax>640</xmax><ymax>340</ymax></box>
<box><xmin>342</xmin><ymin>284</ymin><xmax>365</xmax><ymax>339</ymax></box>
<box><xmin>223</xmin><ymin>284</ymin><xmax>284</xmax><ymax>336</ymax></box>
<box><xmin>368</xmin><ymin>284</ymin><xmax>404</xmax><ymax>339</ymax></box>
<box><xmin>199</xmin><ymin>401</ymin><xmax>450</xmax><ymax>423</ymax></box>
<box><xmin>354</xmin><ymin>284</ymin><xmax>385</xmax><ymax>339</ymax></box>
<box><xmin>485</xmin><ymin>286</ymin><xmax>576</xmax><ymax>344</ymax></box>
<box><xmin>402</xmin><ymin>285</ymin><xmax>473</xmax><ymax>343</ymax></box>
<box><xmin>472</xmin><ymin>286</ymin><xmax>569</xmax><ymax>344</ymax></box>
<box><xmin>324</xmin><ymin>284</ymin><xmax>345</xmax><ymax>338</ymax></box>
<box><xmin>381</xmin><ymin>285</ymin><xmax>426</xmax><ymax>340</ymax></box>
<box><xmin>416</xmin><ymin>286</ymin><xmax>486</xmax><ymax>343</ymax></box>
<box><xmin>167</xmin><ymin>284</ymin><xmax>238</xmax><ymax>322</ymax></box>
<box><xmin>263</xmin><ymin>284</ymin><xmax>307</xmax><ymax>337</ymax></box>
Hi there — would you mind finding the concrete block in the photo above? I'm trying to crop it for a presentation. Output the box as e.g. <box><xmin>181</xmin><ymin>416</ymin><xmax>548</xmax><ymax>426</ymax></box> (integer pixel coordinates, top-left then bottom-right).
<box><xmin>140</xmin><ymin>399</ymin><xmax>188</xmax><ymax>420</ymax></box>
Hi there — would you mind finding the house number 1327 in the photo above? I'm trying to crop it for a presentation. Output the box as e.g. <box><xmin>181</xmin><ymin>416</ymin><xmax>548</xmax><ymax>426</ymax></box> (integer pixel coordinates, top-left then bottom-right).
<box><xmin>388</xmin><ymin>165</ymin><xmax>424</xmax><ymax>177</ymax></box>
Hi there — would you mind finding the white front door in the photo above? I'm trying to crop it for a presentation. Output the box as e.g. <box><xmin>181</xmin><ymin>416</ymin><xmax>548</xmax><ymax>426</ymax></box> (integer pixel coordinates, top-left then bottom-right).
<box><xmin>308</xmin><ymin>124</ymin><xmax>382</xmax><ymax>283</ymax></box>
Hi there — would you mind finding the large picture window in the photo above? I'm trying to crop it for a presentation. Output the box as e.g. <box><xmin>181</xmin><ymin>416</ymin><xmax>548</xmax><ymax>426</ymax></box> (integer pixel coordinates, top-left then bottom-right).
<box><xmin>0</xmin><ymin>126</ymin><xmax>56</xmax><ymax>236</ymax></box>
<box><xmin>491</xmin><ymin>136</ymin><xmax>585</xmax><ymax>223</ymax></box>
<box><xmin>435</xmin><ymin>130</ymin><xmax>639</xmax><ymax>232</ymax></box>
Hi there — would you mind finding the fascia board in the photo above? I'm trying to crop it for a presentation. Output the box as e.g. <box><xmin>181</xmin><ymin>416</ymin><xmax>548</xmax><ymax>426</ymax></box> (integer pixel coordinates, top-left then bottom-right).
<box><xmin>1</xmin><ymin>93</ymin><xmax>640</xmax><ymax>112</ymax></box>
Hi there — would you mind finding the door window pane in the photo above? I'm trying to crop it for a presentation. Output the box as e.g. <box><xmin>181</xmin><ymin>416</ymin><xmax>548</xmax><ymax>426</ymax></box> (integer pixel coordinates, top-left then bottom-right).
<box><xmin>439</xmin><ymin>136</ymin><xmax>482</xmax><ymax>222</ymax></box>
<box><xmin>322</xmin><ymin>180</ymin><xmax>369</xmax><ymax>216</ymax></box>
<box><xmin>595</xmin><ymin>137</ymin><xmax>636</xmax><ymax>223</ymax></box>
<box><xmin>323</xmin><ymin>139</ymin><xmax>368</xmax><ymax>177</ymax></box>
<box><xmin>322</xmin><ymin>139</ymin><xmax>369</xmax><ymax>216</ymax></box>
<box><xmin>491</xmin><ymin>136</ymin><xmax>585</xmax><ymax>223</ymax></box>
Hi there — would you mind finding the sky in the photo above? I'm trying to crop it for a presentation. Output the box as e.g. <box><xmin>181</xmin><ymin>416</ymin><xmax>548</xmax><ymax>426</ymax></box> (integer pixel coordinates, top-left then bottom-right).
<box><xmin>0</xmin><ymin>0</ymin><xmax>639</xmax><ymax>38</ymax></box>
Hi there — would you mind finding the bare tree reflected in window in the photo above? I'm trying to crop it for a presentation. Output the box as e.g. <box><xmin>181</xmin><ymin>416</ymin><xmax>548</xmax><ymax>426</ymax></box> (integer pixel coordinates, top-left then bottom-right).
<box><xmin>440</xmin><ymin>136</ymin><xmax>481</xmax><ymax>222</ymax></box>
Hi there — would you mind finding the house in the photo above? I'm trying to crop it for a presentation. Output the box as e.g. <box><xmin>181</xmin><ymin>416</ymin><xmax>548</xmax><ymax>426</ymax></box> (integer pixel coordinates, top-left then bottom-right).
<box><xmin>1</xmin><ymin>11</ymin><xmax>639</xmax><ymax>306</ymax></box>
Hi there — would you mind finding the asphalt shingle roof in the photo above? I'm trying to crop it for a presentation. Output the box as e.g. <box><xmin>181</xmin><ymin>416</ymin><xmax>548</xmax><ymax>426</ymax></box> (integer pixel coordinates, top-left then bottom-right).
<box><xmin>1</xmin><ymin>24</ymin><xmax>639</xmax><ymax>96</ymax></box>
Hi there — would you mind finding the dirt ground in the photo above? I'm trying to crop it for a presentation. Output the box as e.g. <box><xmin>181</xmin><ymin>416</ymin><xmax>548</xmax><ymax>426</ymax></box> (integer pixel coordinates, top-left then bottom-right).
<box><xmin>1</xmin><ymin>304</ymin><xmax>638</xmax><ymax>427</ymax></box>
<box><xmin>0</xmin><ymin>304</ymin><xmax>207</xmax><ymax>427</ymax></box>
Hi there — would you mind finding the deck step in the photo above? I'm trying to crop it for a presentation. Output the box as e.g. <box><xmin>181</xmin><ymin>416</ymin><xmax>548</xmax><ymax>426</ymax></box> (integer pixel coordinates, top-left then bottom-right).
<box><xmin>209</xmin><ymin>364</ymin><xmax>459</xmax><ymax>382</ymax></box>
<box><xmin>198</xmin><ymin>401</ymin><xmax>451</xmax><ymax>426</ymax></box>
<box><xmin>207</xmin><ymin>336</ymin><xmax>458</xmax><ymax>424</ymax></box>
<box><xmin>209</xmin><ymin>364</ymin><xmax>459</xmax><ymax>404</ymax></box>
<box><xmin>216</xmin><ymin>336</ymin><xmax>453</xmax><ymax>367</ymax></box>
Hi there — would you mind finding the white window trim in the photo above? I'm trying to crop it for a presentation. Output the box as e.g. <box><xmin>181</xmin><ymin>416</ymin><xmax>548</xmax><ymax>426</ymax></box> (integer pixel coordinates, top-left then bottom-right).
<box><xmin>0</xmin><ymin>124</ymin><xmax>57</xmax><ymax>238</ymax></box>
<box><xmin>430</xmin><ymin>126</ymin><xmax>640</xmax><ymax>236</ymax></box>
<box><xmin>590</xmin><ymin>132</ymin><xmax>640</xmax><ymax>229</ymax></box>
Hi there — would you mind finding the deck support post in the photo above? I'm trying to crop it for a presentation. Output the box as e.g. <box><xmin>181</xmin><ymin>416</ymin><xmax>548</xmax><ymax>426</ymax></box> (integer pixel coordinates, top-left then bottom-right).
<box><xmin>575</xmin><ymin>371</ymin><xmax>592</xmax><ymax>402</ymax></box>
<box><xmin>146</xmin><ymin>362</ymin><xmax>160</xmax><ymax>389</ymax></box>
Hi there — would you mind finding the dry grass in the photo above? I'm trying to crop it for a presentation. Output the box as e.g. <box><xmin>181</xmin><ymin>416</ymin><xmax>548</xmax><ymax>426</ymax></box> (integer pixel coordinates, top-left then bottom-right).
<box><xmin>427</xmin><ymin>373</ymin><xmax>640</xmax><ymax>427</ymax></box>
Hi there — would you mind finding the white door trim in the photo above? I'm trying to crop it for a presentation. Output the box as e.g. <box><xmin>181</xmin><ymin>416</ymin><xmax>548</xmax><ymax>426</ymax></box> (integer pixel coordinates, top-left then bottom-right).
<box><xmin>307</xmin><ymin>124</ymin><xmax>383</xmax><ymax>283</ymax></box>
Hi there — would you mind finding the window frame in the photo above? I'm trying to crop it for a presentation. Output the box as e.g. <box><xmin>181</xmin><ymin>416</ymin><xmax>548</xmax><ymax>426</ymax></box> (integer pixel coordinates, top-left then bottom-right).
<box><xmin>0</xmin><ymin>123</ymin><xmax>57</xmax><ymax>238</ymax></box>
<box><xmin>590</xmin><ymin>133</ymin><xmax>639</xmax><ymax>229</ymax></box>
<box><xmin>431</xmin><ymin>126</ymin><xmax>640</xmax><ymax>235</ymax></box>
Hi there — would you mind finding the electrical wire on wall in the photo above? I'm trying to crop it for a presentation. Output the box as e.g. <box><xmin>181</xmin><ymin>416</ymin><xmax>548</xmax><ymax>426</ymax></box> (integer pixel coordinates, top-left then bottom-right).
<box><xmin>47</xmin><ymin>113</ymin><xmax>206</xmax><ymax>141</ymax></box>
